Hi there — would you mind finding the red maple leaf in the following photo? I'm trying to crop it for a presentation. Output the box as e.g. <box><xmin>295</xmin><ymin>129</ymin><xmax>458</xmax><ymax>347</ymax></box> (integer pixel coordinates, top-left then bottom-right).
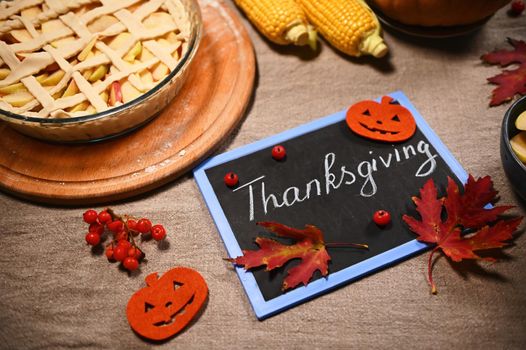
<box><xmin>229</xmin><ymin>222</ymin><xmax>331</xmax><ymax>291</ymax></box>
<box><xmin>481</xmin><ymin>38</ymin><xmax>526</xmax><ymax>106</ymax></box>
<box><xmin>403</xmin><ymin>175</ymin><xmax>522</xmax><ymax>294</ymax></box>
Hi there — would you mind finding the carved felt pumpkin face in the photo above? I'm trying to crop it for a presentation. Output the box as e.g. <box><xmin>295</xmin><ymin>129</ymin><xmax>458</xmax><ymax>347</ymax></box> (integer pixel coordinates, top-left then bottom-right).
<box><xmin>126</xmin><ymin>267</ymin><xmax>208</xmax><ymax>341</ymax></box>
<box><xmin>346</xmin><ymin>96</ymin><xmax>416</xmax><ymax>142</ymax></box>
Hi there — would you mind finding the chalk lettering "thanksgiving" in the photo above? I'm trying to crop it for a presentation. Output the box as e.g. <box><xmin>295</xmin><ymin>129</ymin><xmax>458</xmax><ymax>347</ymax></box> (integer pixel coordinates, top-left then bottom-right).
<box><xmin>233</xmin><ymin>140</ymin><xmax>437</xmax><ymax>221</ymax></box>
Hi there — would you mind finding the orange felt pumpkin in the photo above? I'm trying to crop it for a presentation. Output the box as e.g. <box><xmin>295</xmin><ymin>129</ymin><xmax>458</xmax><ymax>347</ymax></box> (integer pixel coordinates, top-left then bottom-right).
<box><xmin>346</xmin><ymin>96</ymin><xmax>416</xmax><ymax>143</ymax></box>
<box><xmin>126</xmin><ymin>267</ymin><xmax>208</xmax><ymax>341</ymax></box>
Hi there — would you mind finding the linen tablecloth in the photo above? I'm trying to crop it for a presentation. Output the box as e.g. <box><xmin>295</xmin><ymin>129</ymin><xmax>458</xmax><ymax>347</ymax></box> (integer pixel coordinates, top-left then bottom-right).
<box><xmin>1</xmin><ymin>2</ymin><xmax>525</xmax><ymax>349</ymax></box>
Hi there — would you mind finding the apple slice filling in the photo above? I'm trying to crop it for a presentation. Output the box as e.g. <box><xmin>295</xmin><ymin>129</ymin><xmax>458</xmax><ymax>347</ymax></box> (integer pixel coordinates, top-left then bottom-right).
<box><xmin>0</xmin><ymin>0</ymin><xmax>190</xmax><ymax>118</ymax></box>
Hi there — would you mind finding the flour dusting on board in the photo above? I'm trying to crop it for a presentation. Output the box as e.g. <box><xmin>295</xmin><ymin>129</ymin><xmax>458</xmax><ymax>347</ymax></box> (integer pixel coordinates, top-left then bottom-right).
<box><xmin>198</xmin><ymin>0</ymin><xmax>218</xmax><ymax>6</ymax></box>
<box><xmin>145</xmin><ymin>159</ymin><xmax>173</xmax><ymax>174</ymax></box>
<box><xmin>208</xmin><ymin>1</ymin><xmax>242</xmax><ymax>43</ymax></box>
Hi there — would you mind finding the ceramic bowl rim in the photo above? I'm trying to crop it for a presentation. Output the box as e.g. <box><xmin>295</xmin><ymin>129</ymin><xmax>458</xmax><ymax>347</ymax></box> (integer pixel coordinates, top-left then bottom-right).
<box><xmin>502</xmin><ymin>95</ymin><xmax>526</xmax><ymax>172</ymax></box>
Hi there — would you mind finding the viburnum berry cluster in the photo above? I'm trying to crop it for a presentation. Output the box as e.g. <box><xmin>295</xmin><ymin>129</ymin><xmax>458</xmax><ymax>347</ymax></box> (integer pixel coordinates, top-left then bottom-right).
<box><xmin>83</xmin><ymin>208</ymin><xmax>167</xmax><ymax>272</ymax></box>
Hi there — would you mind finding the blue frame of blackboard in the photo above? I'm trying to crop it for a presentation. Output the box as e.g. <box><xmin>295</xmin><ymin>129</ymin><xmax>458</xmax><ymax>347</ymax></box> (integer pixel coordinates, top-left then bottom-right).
<box><xmin>193</xmin><ymin>91</ymin><xmax>468</xmax><ymax>320</ymax></box>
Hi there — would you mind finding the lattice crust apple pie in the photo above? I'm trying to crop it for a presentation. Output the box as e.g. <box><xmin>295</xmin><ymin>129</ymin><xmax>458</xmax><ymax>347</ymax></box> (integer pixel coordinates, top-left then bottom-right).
<box><xmin>0</xmin><ymin>0</ymin><xmax>191</xmax><ymax>119</ymax></box>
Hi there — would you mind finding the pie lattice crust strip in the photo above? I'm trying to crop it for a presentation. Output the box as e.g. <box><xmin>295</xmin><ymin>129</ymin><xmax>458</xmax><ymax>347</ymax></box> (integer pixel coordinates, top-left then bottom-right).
<box><xmin>0</xmin><ymin>0</ymin><xmax>191</xmax><ymax>118</ymax></box>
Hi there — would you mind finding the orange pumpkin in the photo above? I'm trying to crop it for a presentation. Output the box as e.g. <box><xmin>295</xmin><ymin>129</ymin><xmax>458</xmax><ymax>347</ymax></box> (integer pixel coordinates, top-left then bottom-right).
<box><xmin>126</xmin><ymin>267</ymin><xmax>208</xmax><ymax>341</ymax></box>
<box><xmin>346</xmin><ymin>96</ymin><xmax>416</xmax><ymax>143</ymax></box>
<box><xmin>370</xmin><ymin>0</ymin><xmax>510</xmax><ymax>26</ymax></box>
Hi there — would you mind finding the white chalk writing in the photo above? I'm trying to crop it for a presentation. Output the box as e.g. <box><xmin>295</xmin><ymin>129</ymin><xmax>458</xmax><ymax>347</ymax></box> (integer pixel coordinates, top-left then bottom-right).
<box><xmin>234</xmin><ymin>140</ymin><xmax>437</xmax><ymax>221</ymax></box>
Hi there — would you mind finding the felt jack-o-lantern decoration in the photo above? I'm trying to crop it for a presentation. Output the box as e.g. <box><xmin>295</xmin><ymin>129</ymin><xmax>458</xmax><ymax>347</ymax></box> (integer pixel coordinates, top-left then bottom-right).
<box><xmin>346</xmin><ymin>96</ymin><xmax>416</xmax><ymax>142</ymax></box>
<box><xmin>126</xmin><ymin>267</ymin><xmax>208</xmax><ymax>341</ymax></box>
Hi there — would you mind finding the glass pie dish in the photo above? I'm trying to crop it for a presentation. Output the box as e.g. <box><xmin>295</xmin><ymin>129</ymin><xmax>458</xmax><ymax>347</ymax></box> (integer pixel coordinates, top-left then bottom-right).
<box><xmin>0</xmin><ymin>0</ymin><xmax>202</xmax><ymax>143</ymax></box>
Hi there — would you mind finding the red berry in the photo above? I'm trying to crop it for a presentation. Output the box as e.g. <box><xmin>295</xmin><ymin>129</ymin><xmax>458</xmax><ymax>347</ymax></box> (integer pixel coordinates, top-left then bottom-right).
<box><xmin>271</xmin><ymin>145</ymin><xmax>287</xmax><ymax>160</ymax></box>
<box><xmin>113</xmin><ymin>245</ymin><xmax>128</xmax><ymax>261</ymax></box>
<box><xmin>107</xmin><ymin>220</ymin><xmax>124</xmax><ymax>233</ymax></box>
<box><xmin>117</xmin><ymin>239</ymin><xmax>132</xmax><ymax>250</ymax></box>
<box><xmin>373</xmin><ymin>210</ymin><xmax>391</xmax><ymax>226</ymax></box>
<box><xmin>128</xmin><ymin>247</ymin><xmax>143</xmax><ymax>260</ymax></box>
<box><xmin>136</xmin><ymin>218</ymin><xmax>152</xmax><ymax>234</ymax></box>
<box><xmin>105</xmin><ymin>246</ymin><xmax>114</xmax><ymax>260</ymax></box>
<box><xmin>127</xmin><ymin>219</ymin><xmax>137</xmax><ymax>231</ymax></box>
<box><xmin>85</xmin><ymin>232</ymin><xmax>101</xmax><ymax>246</ymax></box>
<box><xmin>115</xmin><ymin>230</ymin><xmax>128</xmax><ymax>242</ymax></box>
<box><xmin>88</xmin><ymin>222</ymin><xmax>104</xmax><ymax>235</ymax></box>
<box><xmin>151</xmin><ymin>224</ymin><xmax>166</xmax><ymax>241</ymax></box>
<box><xmin>98</xmin><ymin>211</ymin><xmax>112</xmax><ymax>224</ymax></box>
<box><xmin>127</xmin><ymin>219</ymin><xmax>140</xmax><ymax>236</ymax></box>
<box><xmin>106</xmin><ymin>220</ymin><xmax>124</xmax><ymax>233</ymax></box>
<box><xmin>83</xmin><ymin>209</ymin><xmax>98</xmax><ymax>224</ymax></box>
<box><xmin>224</xmin><ymin>172</ymin><xmax>239</xmax><ymax>187</ymax></box>
<box><xmin>511</xmin><ymin>0</ymin><xmax>525</xmax><ymax>14</ymax></box>
<box><xmin>123</xmin><ymin>257</ymin><xmax>139</xmax><ymax>271</ymax></box>
<box><xmin>128</xmin><ymin>247</ymin><xmax>137</xmax><ymax>257</ymax></box>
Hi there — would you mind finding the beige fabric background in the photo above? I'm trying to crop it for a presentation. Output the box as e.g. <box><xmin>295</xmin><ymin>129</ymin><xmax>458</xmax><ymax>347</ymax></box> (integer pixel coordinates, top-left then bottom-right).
<box><xmin>1</xmin><ymin>1</ymin><xmax>526</xmax><ymax>349</ymax></box>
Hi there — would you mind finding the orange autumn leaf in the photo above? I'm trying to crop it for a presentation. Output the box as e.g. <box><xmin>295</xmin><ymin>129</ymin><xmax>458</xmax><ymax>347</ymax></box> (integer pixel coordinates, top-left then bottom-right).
<box><xmin>229</xmin><ymin>222</ymin><xmax>331</xmax><ymax>291</ymax></box>
<box><xmin>403</xmin><ymin>175</ymin><xmax>522</xmax><ymax>294</ymax></box>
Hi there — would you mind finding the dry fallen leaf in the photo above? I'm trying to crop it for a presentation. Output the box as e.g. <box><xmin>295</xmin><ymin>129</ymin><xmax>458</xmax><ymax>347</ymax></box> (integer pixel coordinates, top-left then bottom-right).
<box><xmin>403</xmin><ymin>175</ymin><xmax>522</xmax><ymax>294</ymax></box>
<box><xmin>228</xmin><ymin>222</ymin><xmax>368</xmax><ymax>291</ymax></box>
<box><xmin>481</xmin><ymin>38</ymin><xmax>526</xmax><ymax>106</ymax></box>
<box><xmin>229</xmin><ymin>222</ymin><xmax>331</xmax><ymax>290</ymax></box>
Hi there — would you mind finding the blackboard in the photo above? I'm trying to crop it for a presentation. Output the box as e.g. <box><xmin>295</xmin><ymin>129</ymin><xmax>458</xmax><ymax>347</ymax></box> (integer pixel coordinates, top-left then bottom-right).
<box><xmin>194</xmin><ymin>91</ymin><xmax>467</xmax><ymax>319</ymax></box>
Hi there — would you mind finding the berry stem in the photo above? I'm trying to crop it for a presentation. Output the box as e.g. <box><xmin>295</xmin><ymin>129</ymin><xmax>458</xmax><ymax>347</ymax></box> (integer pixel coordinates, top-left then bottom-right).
<box><xmin>128</xmin><ymin>229</ymin><xmax>137</xmax><ymax>247</ymax></box>
<box><xmin>107</xmin><ymin>208</ymin><xmax>140</xmax><ymax>244</ymax></box>
<box><xmin>107</xmin><ymin>208</ymin><xmax>138</xmax><ymax>222</ymax></box>
<box><xmin>106</xmin><ymin>208</ymin><xmax>121</xmax><ymax>221</ymax></box>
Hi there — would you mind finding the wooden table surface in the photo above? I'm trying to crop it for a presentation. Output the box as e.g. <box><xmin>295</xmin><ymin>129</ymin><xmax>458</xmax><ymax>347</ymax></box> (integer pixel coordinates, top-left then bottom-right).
<box><xmin>1</xmin><ymin>1</ymin><xmax>525</xmax><ymax>349</ymax></box>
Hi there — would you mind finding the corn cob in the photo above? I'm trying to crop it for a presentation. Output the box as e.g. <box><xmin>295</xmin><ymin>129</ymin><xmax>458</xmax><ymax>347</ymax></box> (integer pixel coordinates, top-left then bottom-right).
<box><xmin>297</xmin><ymin>0</ymin><xmax>388</xmax><ymax>58</ymax></box>
<box><xmin>234</xmin><ymin>0</ymin><xmax>316</xmax><ymax>48</ymax></box>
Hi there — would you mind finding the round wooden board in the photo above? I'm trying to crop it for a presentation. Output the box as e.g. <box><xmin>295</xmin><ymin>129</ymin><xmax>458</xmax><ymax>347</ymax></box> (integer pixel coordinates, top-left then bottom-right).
<box><xmin>0</xmin><ymin>0</ymin><xmax>255</xmax><ymax>205</ymax></box>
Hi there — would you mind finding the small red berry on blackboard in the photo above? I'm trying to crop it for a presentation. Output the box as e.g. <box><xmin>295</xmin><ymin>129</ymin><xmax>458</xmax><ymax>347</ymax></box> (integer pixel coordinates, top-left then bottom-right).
<box><xmin>224</xmin><ymin>172</ymin><xmax>239</xmax><ymax>187</ymax></box>
<box><xmin>511</xmin><ymin>0</ymin><xmax>525</xmax><ymax>15</ymax></box>
<box><xmin>272</xmin><ymin>145</ymin><xmax>286</xmax><ymax>160</ymax></box>
<box><xmin>373</xmin><ymin>210</ymin><xmax>391</xmax><ymax>226</ymax></box>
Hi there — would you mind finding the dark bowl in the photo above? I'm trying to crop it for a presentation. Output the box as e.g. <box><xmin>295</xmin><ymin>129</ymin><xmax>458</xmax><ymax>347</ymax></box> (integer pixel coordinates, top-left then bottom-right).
<box><xmin>501</xmin><ymin>95</ymin><xmax>526</xmax><ymax>200</ymax></box>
